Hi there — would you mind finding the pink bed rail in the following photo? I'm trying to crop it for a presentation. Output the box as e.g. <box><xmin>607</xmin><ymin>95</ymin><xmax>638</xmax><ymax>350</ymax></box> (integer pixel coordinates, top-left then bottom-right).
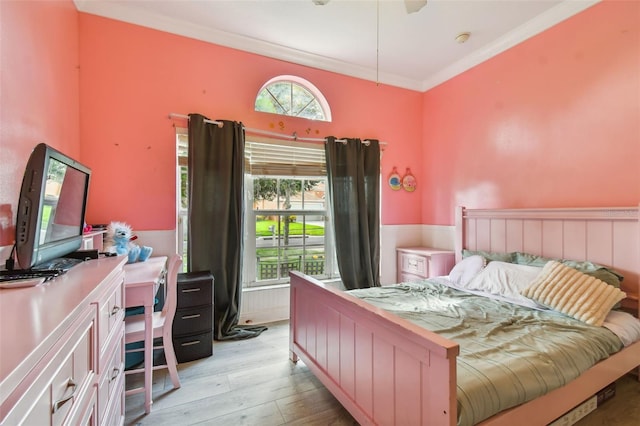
<box><xmin>289</xmin><ymin>271</ymin><xmax>458</xmax><ymax>425</ymax></box>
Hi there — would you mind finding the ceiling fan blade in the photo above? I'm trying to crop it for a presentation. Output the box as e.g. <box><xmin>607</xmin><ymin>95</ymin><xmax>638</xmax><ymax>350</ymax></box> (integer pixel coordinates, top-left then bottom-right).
<box><xmin>404</xmin><ymin>0</ymin><xmax>428</xmax><ymax>14</ymax></box>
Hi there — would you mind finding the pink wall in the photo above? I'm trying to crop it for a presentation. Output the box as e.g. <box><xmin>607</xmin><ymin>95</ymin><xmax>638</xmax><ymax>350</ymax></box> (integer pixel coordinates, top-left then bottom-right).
<box><xmin>0</xmin><ymin>0</ymin><xmax>80</xmax><ymax>246</ymax></box>
<box><xmin>2</xmin><ymin>0</ymin><xmax>638</xmax><ymax>245</ymax></box>
<box><xmin>77</xmin><ymin>14</ymin><xmax>423</xmax><ymax>230</ymax></box>
<box><xmin>422</xmin><ymin>0</ymin><xmax>640</xmax><ymax>225</ymax></box>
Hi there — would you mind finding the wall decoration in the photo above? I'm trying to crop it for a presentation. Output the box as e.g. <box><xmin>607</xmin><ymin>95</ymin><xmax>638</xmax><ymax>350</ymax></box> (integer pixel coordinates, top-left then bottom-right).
<box><xmin>388</xmin><ymin>167</ymin><xmax>401</xmax><ymax>191</ymax></box>
<box><xmin>402</xmin><ymin>168</ymin><xmax>416</xmax><ymax>192</ymax></box>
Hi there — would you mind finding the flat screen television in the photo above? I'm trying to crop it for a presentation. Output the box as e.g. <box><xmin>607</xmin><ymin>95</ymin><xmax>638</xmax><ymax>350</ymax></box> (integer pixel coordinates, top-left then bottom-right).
<box><xmin>14</xmin><ymin>143</ymin><xmax>91</xmax><ymax>270</ymax></box>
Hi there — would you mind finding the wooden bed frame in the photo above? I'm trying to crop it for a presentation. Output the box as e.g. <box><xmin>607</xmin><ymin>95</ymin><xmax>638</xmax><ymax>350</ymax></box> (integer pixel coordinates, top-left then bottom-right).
<box><xmin>289</xmin><ymin>206</ymin><xmax>640</xmax><ymax>425</ymax></box>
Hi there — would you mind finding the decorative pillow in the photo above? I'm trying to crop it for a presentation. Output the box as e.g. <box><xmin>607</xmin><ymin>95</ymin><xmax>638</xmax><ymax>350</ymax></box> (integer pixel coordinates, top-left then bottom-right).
<box><xmin>521</xmin><ymin>261</ymin><xmax>626</xmax><ymax>327</ymax></box>
<box><xmin>449</xmin><ymin>255</ymin><xmax>486</xmax><ymax>287</ymax></box>
<box><xmin>465</xmin><ymin>261</ymin><xmax>542</xmax><ymax>297</ymax></box>
<box><xmin>462</xmin><ymin>249</ymin><xmax>515</xmax><ymax>263</ymax></box>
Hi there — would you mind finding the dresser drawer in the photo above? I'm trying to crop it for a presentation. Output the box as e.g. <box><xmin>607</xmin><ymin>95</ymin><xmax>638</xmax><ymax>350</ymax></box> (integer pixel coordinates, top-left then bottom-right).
<box><xmin>177</xmin><ymin>271</ymin><xmax>213</xmax><ymax>308</ymax></box>
<box><xmin>66</xmin><ymin>384</ymin><xmax>96</xmax><ymax>426</ymax></box>
<box><xmin>97</xmin><ymin>270</ymin><xmax>125</xmax><ymax>368</ymax></box>
<box><xmin>174</xmin><ymin>330</ymin><xmax>213</xmax><ymax>363</ymax></box>
<box><xmin>97</xmin><ymin>335</ymin><xmax>123</xmax><ymax>424</ymax></box>
<box><xmin>4</xmin><ymin>312</ymin><xmax>95</xmax><ymax>426</ymax></box>
<box><xmin>173</xmin><ymin>305</ymin><xmax>213</xmax><ymax>336</ymax></box>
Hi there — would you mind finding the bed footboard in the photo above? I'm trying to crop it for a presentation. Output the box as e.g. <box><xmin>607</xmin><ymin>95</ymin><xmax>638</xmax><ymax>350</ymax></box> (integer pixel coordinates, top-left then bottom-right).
<box><xmin>289</xmin><ymin>271</ymin><xmax>459</xmax><ymax>426</ymax></box>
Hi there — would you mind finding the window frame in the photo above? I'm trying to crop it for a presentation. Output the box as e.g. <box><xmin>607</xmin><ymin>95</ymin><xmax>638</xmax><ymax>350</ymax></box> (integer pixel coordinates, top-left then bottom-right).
<box><xmin>243</xmin><ymin>173</ymin><xmax>338</xmax><ymax>288</ymax></box>
<box><xmin>176</xmin><ymin>127</ymin><xmax>188</xmax><ymax>272</ymax></box>
<box><xmin>254</xmin><ymin>75</ymin><xmax>332</xmax><ymax>122</ymax></box>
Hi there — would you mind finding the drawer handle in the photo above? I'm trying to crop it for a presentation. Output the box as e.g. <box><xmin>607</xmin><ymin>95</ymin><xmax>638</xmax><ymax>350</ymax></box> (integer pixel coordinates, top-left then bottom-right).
<box><xmin>110</xmin><ymin>306</ymin><xmax>121</xmax><ymax>316</ymax></box>
<box><xmin>408</xmin><ymin>259</ymin><xmax>418</xmax><ymax>267</ymax></box>
<box><xmin>52</xmin><ymin>378</ymin><xmax>77</xmax><ymax>413</ymax></box>
<box><xmin>181</xmin><ymin>340</ymin><xmax>201</xmax><ymax>347</ymax></box>
<box><xmin>181</xmin><ymin>288</ymin><xmax>201</xmax><ymax>293</ymax></box>
<box><xmin>181</xmin><ymin>314</ymin><xmax>201</xmax><ymax>320</ymax></box>
<box><xmin>110</xmin><ymin>367</ymin><xmax>120</xmax><ymax>382</ymax></box>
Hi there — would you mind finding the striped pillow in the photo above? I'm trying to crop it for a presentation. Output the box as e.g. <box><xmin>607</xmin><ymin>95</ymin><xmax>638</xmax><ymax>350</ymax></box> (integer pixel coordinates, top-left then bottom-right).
<box><xmin>521</xmin><ymin>261</ymin><xmax>626</xmax><ymax>326</ymax></box>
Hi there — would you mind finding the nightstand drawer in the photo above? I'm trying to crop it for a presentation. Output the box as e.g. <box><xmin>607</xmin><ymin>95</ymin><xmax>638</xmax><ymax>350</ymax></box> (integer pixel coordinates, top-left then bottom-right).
<box><xmin>400</xmin><ymin>253</ymin><xmax>428</xmax><ymax>277</ymax></box>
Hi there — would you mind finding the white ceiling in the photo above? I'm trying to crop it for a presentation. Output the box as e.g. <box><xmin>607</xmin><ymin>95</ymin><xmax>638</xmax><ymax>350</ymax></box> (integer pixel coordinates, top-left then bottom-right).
<box><xmin>74</xmin><ymin>0</ymin><xmax>599</xmax><ymax>92</ymax></box>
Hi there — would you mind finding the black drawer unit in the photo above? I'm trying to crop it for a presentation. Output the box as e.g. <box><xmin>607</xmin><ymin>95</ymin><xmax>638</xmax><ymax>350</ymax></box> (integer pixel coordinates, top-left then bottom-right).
<box><xmin>172</xmin><ymin>271</ymin><xmax>214</xmax><ymax>363</ymax></box>
<box><xmin>174</xmin><ymin>330</ymin><xmax>214</xmax><ymax>363</ymax></box>
<box><xmin>173</xmin><ymin>305</ymin><xmax>213</xmax><ymax>336</ymax></box>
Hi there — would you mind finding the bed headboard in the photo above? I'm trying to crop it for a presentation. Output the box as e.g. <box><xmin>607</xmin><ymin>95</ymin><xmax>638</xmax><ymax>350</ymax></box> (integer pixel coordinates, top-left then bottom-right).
<box><xmin>455</xmin><ymin>205</ymin><xmax>640</xmax><ymax>312</ymax></box>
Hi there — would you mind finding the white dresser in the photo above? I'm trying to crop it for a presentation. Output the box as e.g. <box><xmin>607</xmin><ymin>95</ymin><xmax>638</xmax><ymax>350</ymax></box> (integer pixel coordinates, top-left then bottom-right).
<box><xmin>0</xmin><ymin>256</ymin><xmax>127</xmax><ymax>425</ymax></box>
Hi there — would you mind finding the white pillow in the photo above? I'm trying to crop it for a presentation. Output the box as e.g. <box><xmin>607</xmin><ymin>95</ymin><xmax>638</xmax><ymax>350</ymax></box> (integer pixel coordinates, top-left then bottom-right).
<box><xmin>465</xmin><ymin>261</ymin><xmax>542</xmax><ymax>302</ymax></box>
<box><xmin>449</xmin><ymin>255</ymin><xmax>485</xmax><ymax>287</ymax></box>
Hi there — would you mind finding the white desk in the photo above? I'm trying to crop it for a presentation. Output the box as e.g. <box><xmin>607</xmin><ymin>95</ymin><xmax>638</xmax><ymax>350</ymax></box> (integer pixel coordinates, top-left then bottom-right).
<box><xmin>123</xmin><ymin>256</ymin><xmax>167</xmax><ymax>414</ymax></box>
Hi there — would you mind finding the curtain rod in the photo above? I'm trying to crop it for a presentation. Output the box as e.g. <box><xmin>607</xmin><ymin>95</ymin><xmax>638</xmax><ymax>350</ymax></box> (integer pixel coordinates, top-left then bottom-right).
<box><xmin>169</xmin><ymin>113</ymin><xmax>223</xmax><ymax>128</ymax></box>
<box><xmin>168</xmin><ymin>113</ymin><xmax>386</xmax><ymax>146</ymax></box>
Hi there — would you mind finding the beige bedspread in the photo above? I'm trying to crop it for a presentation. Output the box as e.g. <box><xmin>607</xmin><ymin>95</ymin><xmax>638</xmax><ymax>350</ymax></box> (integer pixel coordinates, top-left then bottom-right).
<box><xmin>349</xmin><ymin>280</ymin><xmax>623</xmax><ymax>426</ymax></box>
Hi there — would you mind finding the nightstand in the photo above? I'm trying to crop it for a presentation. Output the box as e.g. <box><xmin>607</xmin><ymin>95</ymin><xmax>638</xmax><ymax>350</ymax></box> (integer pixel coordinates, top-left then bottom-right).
<box><xmin>396</xmin><ymin>247</ymin><xmax>455</xmax><ymax>283</ymax></box>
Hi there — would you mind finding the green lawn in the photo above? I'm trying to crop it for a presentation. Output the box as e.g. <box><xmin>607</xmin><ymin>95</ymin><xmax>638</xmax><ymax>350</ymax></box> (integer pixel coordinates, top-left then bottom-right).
<box><xmin>256</xmin><ymin>247</ymin><xmax>324</xmax><ymax>259</ymax></box>
<box><xmin>256</xmin><ymin>220</ymin><xmax>325</xmax><ymax>237</ymax></box>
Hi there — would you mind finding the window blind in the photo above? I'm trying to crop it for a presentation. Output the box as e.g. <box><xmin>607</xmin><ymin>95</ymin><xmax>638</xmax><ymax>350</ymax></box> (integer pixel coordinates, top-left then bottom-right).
<box><xmin>177</xmin><ymin>127</ymin><xmax>327</xmax><ymax>177</ymax></box>
<box><xmin>245</xmin><ymin>140</ymin><xmax>326</xmax><ymax>177</ymax></box>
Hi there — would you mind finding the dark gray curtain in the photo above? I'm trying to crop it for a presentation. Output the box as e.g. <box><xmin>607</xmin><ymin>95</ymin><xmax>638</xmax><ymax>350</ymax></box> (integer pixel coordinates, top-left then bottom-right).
<box><xmin>188</xmin><ymin>114</ymin><xmax>266</xmax><ymax>340</ymax></box>
<box><xmin>325</xmin><ymin>137</ymin><xmax>380</xmax><ymax>290</ymax></box>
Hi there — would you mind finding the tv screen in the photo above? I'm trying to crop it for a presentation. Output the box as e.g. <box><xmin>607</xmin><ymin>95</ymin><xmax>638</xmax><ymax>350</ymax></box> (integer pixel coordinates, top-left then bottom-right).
<box><xmin>15</xmin><ymin>143</ymin><xmax>91</xmax><ymax>270</ymax></box>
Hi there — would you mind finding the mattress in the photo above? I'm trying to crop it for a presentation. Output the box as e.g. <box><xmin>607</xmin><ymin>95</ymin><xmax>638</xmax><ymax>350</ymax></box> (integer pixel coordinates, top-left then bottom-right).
<box><xmin>348</xmin><ymin>280</ymin><xmax>624</xmax><ymax>426</ymax></box>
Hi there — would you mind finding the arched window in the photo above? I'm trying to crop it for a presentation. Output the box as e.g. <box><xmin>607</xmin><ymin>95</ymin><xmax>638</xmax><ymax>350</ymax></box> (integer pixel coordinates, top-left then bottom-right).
<box><xmin>254</xmin><ymin>75</ymin><xmax>332</xmax><ymax>122</ymax></box>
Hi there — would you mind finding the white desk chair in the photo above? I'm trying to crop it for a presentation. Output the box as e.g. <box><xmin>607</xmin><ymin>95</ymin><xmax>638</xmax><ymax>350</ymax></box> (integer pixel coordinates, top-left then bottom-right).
<box><xmin>125</xmin><ymin>254</ymin><xmax>182</xmax><ymax>392</ymax></box>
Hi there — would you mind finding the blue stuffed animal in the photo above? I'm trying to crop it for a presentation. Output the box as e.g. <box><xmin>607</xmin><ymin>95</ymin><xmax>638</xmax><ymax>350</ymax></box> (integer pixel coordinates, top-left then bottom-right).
<box><xmin>105</xmin><ymin>221</ymin><xmax>153</xmax><ymax>263</ymax></box>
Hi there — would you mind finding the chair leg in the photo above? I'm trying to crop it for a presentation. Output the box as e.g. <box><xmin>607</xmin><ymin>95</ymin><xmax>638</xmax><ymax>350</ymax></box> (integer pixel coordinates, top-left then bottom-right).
<box><xmin>163</xmin><ymin>334</ymin><xmax>181</xmax><ymax>389</ymax></box>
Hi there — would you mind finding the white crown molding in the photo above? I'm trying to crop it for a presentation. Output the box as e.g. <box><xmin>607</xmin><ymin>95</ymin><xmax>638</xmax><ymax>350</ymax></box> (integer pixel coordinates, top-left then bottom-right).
<box><xmin>74</xmin><ymin>0</ymin><xmax>600</xmax><ymax>93</ymax></box>
<box><xmin>420</xmin><ymin>0</ymin><xmax>600</xmax><ymax>91</ymax></box>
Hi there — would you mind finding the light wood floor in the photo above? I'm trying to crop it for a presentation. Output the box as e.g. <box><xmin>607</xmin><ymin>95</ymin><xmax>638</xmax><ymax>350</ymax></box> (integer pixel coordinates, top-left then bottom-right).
<box><xmin>125</xmin><ymin>320</ymin><xmax>640</xmax><ymax>426</ymax></box>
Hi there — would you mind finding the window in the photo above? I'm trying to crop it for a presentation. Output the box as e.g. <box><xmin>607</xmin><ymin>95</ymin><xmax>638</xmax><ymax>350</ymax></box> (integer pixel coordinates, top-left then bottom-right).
<box><xmin>243</xmin><ymin>140</ymin><xmax>338</xmax><ymax>287</ymax></box>
<box><xmin>177</xmin><ymin>132</ymin><xmax>338</xmax><ymax>284</ymax></box>
<box><xmin>254</xmin><ymin>75</ymin><xmax>332</xmax><ymax>122</ymax></box>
